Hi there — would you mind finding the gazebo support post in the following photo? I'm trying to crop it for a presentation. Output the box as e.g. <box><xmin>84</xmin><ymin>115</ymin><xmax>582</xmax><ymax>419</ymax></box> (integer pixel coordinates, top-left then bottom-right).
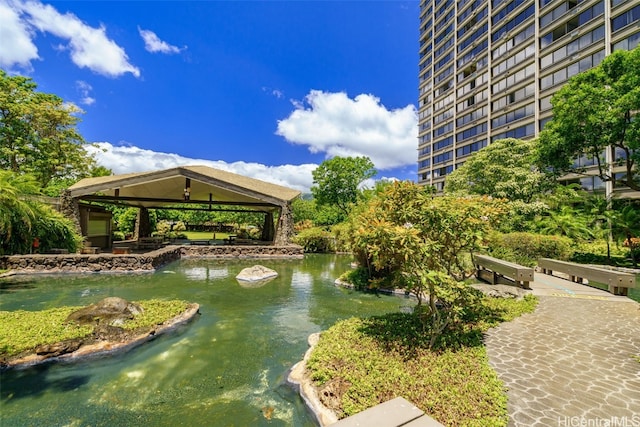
<box><xmin>134</xmin><ymin>207</ymin><xmax>152</xmax><ymax>240</ymax></box>
<box><xmin>60</xmin><ymin>190</ymin><xmax>83</xmax><ymax>241</ymax></box>
<box><xmin>274</xmin><ymin>202</ymin><xmax>294</xmax><ymax>246</ymax></box>
<box><xmin>261</xmin><ymin>212</ymin><xmax>275</xmax><ymax>242</ymax></box>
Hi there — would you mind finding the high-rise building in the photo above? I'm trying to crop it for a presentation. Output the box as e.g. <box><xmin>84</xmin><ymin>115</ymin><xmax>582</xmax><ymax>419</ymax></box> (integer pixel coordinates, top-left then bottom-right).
<box><xmin>417</xmin><ymin>0</ymin><xmax>640</xmax><ymax>195</ymax></box>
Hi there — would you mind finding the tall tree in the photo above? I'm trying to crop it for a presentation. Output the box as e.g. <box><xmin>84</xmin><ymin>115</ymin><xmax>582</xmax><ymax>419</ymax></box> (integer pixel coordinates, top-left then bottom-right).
<box><xmin>0</xmin><ymin>69</ymin><xmax>96</xmax><ymax>188</ymax></box>
<box><xmin>311</xmin><ymin>156</ymin><xmax>376</xmax><ymax>219</ymax></box>
<box><xmin>537</xmin><ymin>46</ymin><xmax>640</xmax><ymax>191</ymax></box>
<box><xmin>445</xmin><ymin>138</ymin><xmax>552</xmax><ymax>202</ymax></box>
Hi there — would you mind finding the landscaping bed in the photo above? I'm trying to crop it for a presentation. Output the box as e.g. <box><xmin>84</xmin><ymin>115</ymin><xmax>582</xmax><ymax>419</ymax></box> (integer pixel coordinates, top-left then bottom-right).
<box><xmin>305</xmin><ymin>295</ymin><xmax>538</xmax><ymax>426</ymax></box>
<box><xmin>0</xmin><ymin>299</ymin><xmax>198</xmax><ymax>369</ymax></box>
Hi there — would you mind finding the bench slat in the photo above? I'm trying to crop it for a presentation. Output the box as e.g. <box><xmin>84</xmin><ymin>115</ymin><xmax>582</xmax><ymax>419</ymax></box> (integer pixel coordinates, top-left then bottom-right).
<box><xmin>538</xmin><ymin>258</ymin><xmax>635</xmax><ymax>296</ymax></box>
<box><xmin>474</xmin><ymin>254</ymin><xmax>534</xmax><ymax>289</ymax></box>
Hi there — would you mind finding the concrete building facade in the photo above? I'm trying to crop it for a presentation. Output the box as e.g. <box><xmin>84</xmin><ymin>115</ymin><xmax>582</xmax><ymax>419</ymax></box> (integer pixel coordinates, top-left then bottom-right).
<box><xmin>417</xmin><ymin>0</ymin><xmax>640</xmax><ymax>195</ymax></box>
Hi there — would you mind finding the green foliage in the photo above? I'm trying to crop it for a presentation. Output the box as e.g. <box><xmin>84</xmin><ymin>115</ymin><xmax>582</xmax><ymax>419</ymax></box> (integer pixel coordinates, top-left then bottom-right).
<box><xmin>330</xmin><ymin>222</ymin><xmax>352</xmax><ymax>253</ymax></box>
<box><xmin>292</xmin><ymin>197</ymin><xmax>317</xmax><ymax>224</ymax></box>
<box><xmin>340</xmin><ymin>267</ymin><xmax>372</xmax><ymax>291</ymax></box>
<box><xmin>119</xmin><ymin>299</ymin><xmax>189</xmax><ymax>331</ymax></box>
<box><xmin>307</xmin><ymin>295</ymin><xmax>537</xmax><ymax>425</ymax></box>
<box><xmin>485</xmin><ymin>232</ymin><xmax>573</xmax><ymax>267</ymax></box>
<box><xmin>0</xmin><ymin>171</ymin><xmax>39</xmax><ymax>246</ymax></box>
<box><xmin>0</xmin><ymin>299</ymin><xmax>190</xmax><ymax>357</ymax></box>
<box><xmin>32</xmin><ymin>206</ymin><xmax>84</xmax><ymax>253</ymax></box>
<box><xmin>0</xmin><ymin>70</ymin><xmax>97</xmax><ymax>188</ymax></box>
<box><xmin>350</xmin><ymin>181</ymin><xmax>508</xmax><ymax>283</ymax></box>
<box><xmin>533</xmin><ymin>205</ymin><xmax>594</xmax><ymax>241</ymax></box>
<box><xmin>311</xmin><ymin>156</ymin><xmax>376</xmax><ymax>219</ymax></box>
<box><xmin>0</xmin><ymin>171</ymin><xmax>82</xmax><ymax>255</ymax></box>
<box><xmin>445</xmin><ymin>138</ymin><xmax>552</xmax><ymax>203</ymax></box>
<box><xmin>293</xmin><ymin>227</ymin><xmax>334</xmax><ymax>253</ymax></box>
<box><xmin>347</xmin><ymin>181</ymin><xmax>509</xmax><ymax>346</ymax></box>
<box><xmin>110</xmin><ymin>207</ymin><xmax>138</xmax><ymax>233</ymax></box>
<box><xmin>0</xmin><ymin>307</ymin><xmax>93</xmax><ymax>357</ymax></box>
<box><xmin>537</xmin><ymin>46</ymin><xmax>640</xmax><ymax>191</ymax></box>
<box><xmin>156</xmin><ymin>220</ymin><xmax>187</xmax><ymax>235</ymax></box>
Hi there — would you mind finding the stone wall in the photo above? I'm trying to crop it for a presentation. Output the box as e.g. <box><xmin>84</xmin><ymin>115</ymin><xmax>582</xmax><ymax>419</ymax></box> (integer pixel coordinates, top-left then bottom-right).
<box><xmin>181</xmin><ymin>244</ymin><xmax>303</xmax><ymax>259</ymax></box>
<box><xmin>0</xmin><ymin>245</ymin><xmax>304</xmax><ymax>274</ymax></box>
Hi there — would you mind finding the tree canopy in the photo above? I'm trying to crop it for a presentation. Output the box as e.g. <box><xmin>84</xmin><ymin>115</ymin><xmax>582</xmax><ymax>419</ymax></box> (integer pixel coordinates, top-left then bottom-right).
<box><xmin>537</xmin><ymin>46</ymin><xmax>640</xmax><ymax>191</ymax></box>
<box><xmin>0</xmin><ymin>69</ymin><xmax>97</xmax><ymax>188</ymax></box>
<box><xmin>311</xmin><ymin>156</ymin><xmax>376</xmax><ymax>218</ymax></box>
<box><xmin>445</xmin><ymin>138</ymin><xmax>552</xmax><ymax>202</ymax></box>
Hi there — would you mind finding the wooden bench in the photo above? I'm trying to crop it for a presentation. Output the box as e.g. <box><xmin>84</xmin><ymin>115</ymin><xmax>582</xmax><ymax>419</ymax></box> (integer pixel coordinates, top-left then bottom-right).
<box><xmin>538</xmin><ymin>258</ymin><xmax>635</xmax><ymax>296</ymax></box>
<box><xmin>474</xmin><ymin>254</ymin><xmax>534</xmax><ymax>289</ymax></box>
<box><xmin>190</xmin><ymin>239</ymin><xmax>211</xmax><ymax>246</ymax></box>
<box><xmin>49</xmin><ymin>248</ymin><xmax>69</xmax><ymax>254</ymax></box>
<box><xmin>81</xmin><ymin>246</ymin><xmax>100</xmax><ymax>254</ymax></box>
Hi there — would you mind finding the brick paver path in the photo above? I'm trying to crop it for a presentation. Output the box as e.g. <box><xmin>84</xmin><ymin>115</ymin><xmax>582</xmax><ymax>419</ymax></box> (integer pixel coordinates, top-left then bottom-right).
<box><xmin>484</xmin><ymin>275</ymin><xmax>640</xmax><ymax>427</ymax></box>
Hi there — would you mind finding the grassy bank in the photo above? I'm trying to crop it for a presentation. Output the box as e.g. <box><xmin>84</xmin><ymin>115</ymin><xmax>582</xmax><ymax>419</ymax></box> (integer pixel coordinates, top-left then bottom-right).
<box><xmin>307</xmin><ymin>295</ymin><xmax>538</xmax><ymax>427</ymax></box>
<box><xmin>0</xmin><ymin>299</ymin><xmax>190</xmax><ymax>358</ymax></box>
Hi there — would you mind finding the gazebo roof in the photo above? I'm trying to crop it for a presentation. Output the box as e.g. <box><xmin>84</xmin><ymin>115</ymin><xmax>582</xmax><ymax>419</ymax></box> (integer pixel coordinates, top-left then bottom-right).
<box><xmin>67</xmin><ymin>165</ymin><xmax>301</xmax><ymax>210</ymax></box>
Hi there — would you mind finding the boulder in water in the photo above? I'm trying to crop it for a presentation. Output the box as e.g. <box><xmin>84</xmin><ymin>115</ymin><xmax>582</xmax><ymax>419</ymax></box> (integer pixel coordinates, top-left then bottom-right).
<box><xmin>235</xmin><ymin>265</ymin><xmax>277</xmax><ymax>287</ymax></box>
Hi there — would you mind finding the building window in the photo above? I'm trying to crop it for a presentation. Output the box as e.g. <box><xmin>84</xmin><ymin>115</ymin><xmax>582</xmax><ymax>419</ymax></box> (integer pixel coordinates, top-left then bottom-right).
<box><xmin>613</xmin><ymin>31</ymin><xmax>640</xmax><ymax>51</ymax></box>
<box><xmin>612</xmin><ymin>5</ymin><xmax>640</xmax><ymax>32</ymax></box>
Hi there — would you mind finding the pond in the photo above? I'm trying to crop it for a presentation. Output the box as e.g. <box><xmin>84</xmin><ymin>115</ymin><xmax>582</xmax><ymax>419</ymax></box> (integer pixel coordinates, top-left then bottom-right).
<box><xmin>0</xmin><ymin>254</ymin><xmax>412</xmax><ymax>426</ymax></box>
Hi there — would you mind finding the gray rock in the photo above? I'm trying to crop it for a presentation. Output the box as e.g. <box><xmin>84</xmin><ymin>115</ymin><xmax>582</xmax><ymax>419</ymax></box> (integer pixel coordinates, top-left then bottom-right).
<box><xmin>66</xmin><ymin>297</ymin><xmax>144</xmax><ymax>326</ymax></box>
<box><xmin>470</xmin><ymin>283</ymin><xmax>531</xmax><ymax>299</ymax></box>
<box><xmin>235</xmin><ymin>265</ymin><xmax>278</xmax><ymax>286</ymax></box>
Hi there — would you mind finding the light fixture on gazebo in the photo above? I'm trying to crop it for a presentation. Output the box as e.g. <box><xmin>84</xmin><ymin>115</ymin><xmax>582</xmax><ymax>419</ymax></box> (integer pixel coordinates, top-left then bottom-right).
<box><xmin>184</xmin><ymin>178</ymin><xmax>191</xmax><ymax>201</ymax></box>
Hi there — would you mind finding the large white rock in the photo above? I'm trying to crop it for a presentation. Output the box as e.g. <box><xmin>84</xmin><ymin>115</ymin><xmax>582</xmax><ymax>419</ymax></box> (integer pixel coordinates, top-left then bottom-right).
<box><xmin>235</xmin><ymin>265</ymin><xmax>278</xmax><ymax>285</ymax></box>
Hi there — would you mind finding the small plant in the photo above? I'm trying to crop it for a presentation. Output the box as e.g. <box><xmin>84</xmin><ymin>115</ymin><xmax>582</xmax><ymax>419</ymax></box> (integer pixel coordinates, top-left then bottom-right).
<box><xmin>293</xmin><ymin>227</ymin><xmax>334</xmax><ymax>253</ymax></box>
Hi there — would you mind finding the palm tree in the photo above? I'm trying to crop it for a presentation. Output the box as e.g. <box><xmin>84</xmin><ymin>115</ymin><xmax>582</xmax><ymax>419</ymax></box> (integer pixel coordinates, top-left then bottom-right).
<box><xmin>0</xmin><ymin>171</ymin><xmax>40</xmax><ymax>254</ymax></box>
<box><xmin>612</xmin><ymin>204</ymin><xmax>640</xmax><ymax>267</ymax></box>
<box><xmin>536</xmin><ymin>206</ymin><xmax>594</xmax><ymax>241</ymax></box>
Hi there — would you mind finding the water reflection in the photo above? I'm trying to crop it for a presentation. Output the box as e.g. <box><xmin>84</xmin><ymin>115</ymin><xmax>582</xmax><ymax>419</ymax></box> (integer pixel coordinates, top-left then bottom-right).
<box><xmin>0</xmin><ymin>254</ymin><xmax>411</xmax><ymax>426</ymax></box>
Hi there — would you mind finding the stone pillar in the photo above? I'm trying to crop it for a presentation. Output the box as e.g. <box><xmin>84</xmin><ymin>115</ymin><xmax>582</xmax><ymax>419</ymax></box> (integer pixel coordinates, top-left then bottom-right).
<box><xmin>261</xmin><ymin>212</ymin><xmax>275</xmax><ymax>242</ymax></box>
<box><xmin>274</xmin><ymin>202</ymin><xmax>294</xmax><ymax>246</ymax></box>
<box><xmin>60</xmin><ymin>190</ymin><xmax>83</xmax><ymax>237</ymax></box>
<box><xmin>134</xmin><ymin>207</ymin><xmax>152</xmax><ymax>239</ymax></box>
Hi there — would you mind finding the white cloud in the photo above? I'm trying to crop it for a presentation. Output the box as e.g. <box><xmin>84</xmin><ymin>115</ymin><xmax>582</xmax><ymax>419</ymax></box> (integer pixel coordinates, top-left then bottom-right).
<box><xmin>85</xmin><ymin>142</ymin><xmax>317</xmax><ymax>193</ymax></box>
<box><xmin>0</xmin><ymin>0</ymin><xmax>139</xmax><ymax>77</ymax></box>
<box><xmin>0</xmin><ymin>1</ymin><xmax>39</xmax><ymax>70</ymax></box>
<box><xmin>138</xmin><ymin>27</ymin><xmax>183</xmax><ymax>54</ymax></box>
<box><xmin>276</xmin><ymin>90</ymin><xmax>417</xmax><ymax>170</ymax></box>
<box><xmin>75</xmin><ymin>80</ymin><xmax>95</xmax><ymax>105</ymax></box>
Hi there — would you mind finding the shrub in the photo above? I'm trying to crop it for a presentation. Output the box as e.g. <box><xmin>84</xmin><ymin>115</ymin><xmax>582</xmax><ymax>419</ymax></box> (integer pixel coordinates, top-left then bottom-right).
<box><xmin>485</xmin><ymin>232</ymin><xmax>573</xmax><ymax>266</ymax></box>
<box><xmin>331</xmin><ymin>222</ymin><xmax>352</xmax><ymax>253</ymax></box>
<box><xmin>112</xmin><ymin>231</ymin><xmax>125</xmax><ymax>241</ymax></box>
<box><xmin>293</xmin><ymin>227</ymin><xmax>334</xmax><ymax>253</ymax></box>
<box><xmin>340</xmin><ymin>267</ymin><xmax>372</xmax><ymax>291</ymax></box>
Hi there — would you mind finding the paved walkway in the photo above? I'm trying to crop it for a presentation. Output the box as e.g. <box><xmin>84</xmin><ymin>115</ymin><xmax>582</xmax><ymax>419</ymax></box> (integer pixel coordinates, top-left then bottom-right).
<box><xmin>484</xmin><ymin>272</ymin><xmax>640</xmax><ymax>426</ymax></box>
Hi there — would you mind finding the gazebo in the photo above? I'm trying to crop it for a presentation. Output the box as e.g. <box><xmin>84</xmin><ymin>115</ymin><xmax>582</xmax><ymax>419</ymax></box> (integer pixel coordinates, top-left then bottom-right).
<box><xmin>62</xmin><ymin>165</ymin><xmax>301</xmax><ymax>249</ymax></box>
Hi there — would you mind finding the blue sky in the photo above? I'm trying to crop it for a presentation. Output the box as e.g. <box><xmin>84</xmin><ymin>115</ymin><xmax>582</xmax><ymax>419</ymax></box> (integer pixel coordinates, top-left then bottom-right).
<box><xmin>1</xmin><ymin>0</ymin><xmax>419</xmax><ymax>193</ymax></box>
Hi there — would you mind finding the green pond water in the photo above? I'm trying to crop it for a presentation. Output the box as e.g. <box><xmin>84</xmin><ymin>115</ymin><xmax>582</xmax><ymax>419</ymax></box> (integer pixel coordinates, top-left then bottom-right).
<box><xmin>0</xmin><ymin>254</ymin><xmax>413</xmax><ymax>426</ymax></box>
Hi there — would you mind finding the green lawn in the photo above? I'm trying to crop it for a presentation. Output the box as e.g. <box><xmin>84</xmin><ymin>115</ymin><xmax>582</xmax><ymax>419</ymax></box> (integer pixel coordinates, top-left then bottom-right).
<box><xmin>182</xmin><ymin>231</ymin><xmax>233</xmax><ymax>240</ymax></box>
